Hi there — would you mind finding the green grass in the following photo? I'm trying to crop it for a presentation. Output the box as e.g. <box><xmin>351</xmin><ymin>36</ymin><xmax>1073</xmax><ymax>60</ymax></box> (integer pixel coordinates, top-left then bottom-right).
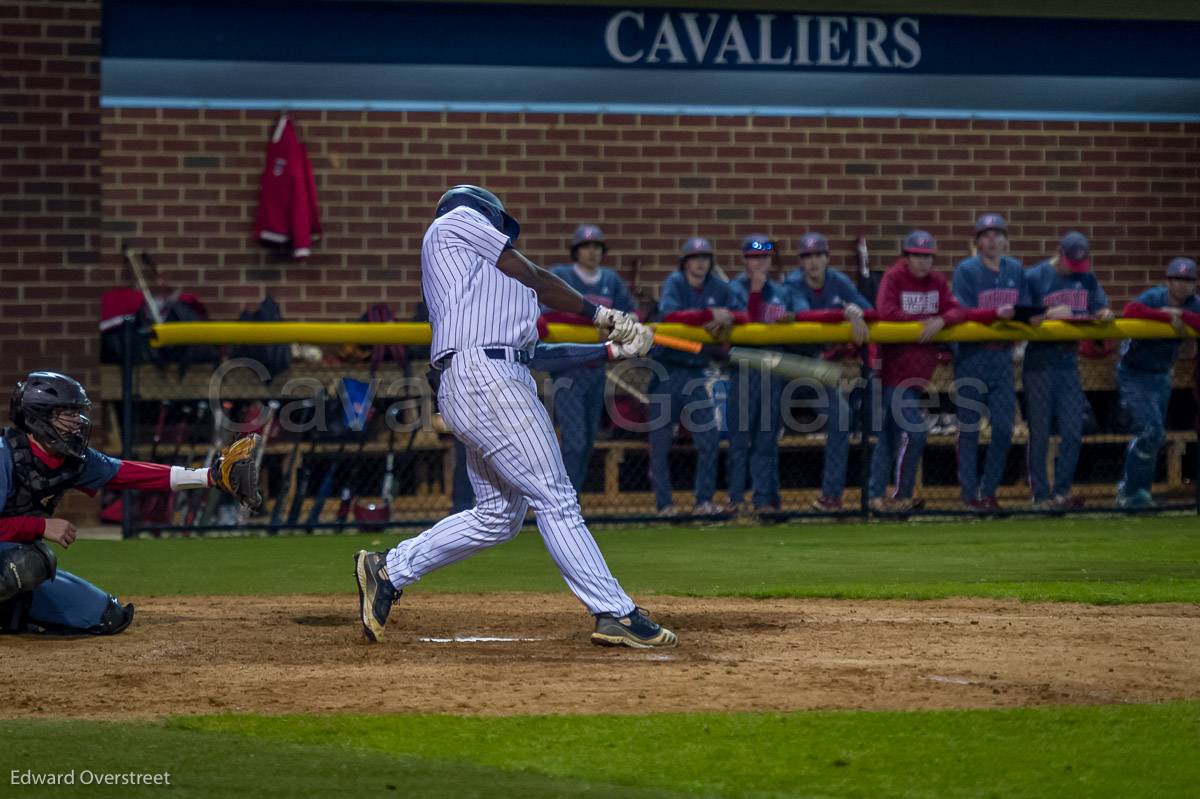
<box><xmin>61</xmin><ymin>516</ymin><xmax>1200</xmax><ymax>603</ymax></box>
<box><xmin>5</xmin><ymin>703</ymin><xmax>1198</xmax><ymax>798</ymax></box>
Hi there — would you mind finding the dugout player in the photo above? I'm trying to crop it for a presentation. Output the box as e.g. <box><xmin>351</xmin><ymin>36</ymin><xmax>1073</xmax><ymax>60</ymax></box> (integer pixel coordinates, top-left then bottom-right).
<box><xmin>1021</xmin><ymin>232</ymin><xmax>1114</xmax><ymax>510</ymax></box>
<box><xmin>783</xmin><ymin>232</ymin><xmax>873</xmax><ymax>511</ymax></box>
<box><xmin>353</xmin><ymin>186</ymin><xmax>677</xmax><ymax>649</ymax></box>
<box><xmin>1115</xmin><ymin>257</ymin><xmax>1200</xmax><ymax>508</ymax></box>
<box><xmin>0</xmin><ymin>372</ymin><xmax>261</xmax><ymax>634</ymax></box>
<box><xmin>725</xmin><ymin>234</ymin><xmax>792</xmax><ymax>513</ymax></box>
<box><xmin>541</xmin><ymin>224</ymin><xmax>637</xmax><ymax>492</ymax></box>
<box><xmin>869</xmin><ymin>232</ymin><xmax>965</xmax><ymax>513</ymax></box>
<box><xmin>951</xmin><ymin>213</ymin><xmax>1023</xmax><ymax>512</ymax></box>
<box><xmin>649</xmin><ymin>237</ymin><xmax>736</xmax><ymax>517</ymax></box>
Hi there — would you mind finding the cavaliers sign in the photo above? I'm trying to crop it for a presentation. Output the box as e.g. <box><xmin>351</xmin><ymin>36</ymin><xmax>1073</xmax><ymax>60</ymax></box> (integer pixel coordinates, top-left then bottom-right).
<box><xmin>604</xmin><ymin>12</ymin><xmax>921</xmax><ymax>69</ymax></box>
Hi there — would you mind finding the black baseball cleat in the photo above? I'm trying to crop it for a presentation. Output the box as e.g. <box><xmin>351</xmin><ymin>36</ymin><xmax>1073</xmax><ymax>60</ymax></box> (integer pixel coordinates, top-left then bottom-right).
<box><xmin>354</xmin><ymin>550</ymin><xmax>401</xmax><ymax>642</ymax></box>
<box><xmin>591</xmin><ymin>607</ymin><xmax>678</xmax><ymax>649</ymax></box>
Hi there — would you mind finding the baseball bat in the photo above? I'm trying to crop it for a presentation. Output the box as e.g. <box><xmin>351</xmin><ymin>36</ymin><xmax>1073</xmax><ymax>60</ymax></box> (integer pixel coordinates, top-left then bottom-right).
<box><xmin>197</xmin><ymin>400</ymin><xmax>235</xmax><ymax>527</ymax></box>
<box><xmin>238</xmin><ymin>400</ymin><xmax>279</xmax><ymax>525</ymax></box>
<box><xmin>605</xmin><ymin>371</ymin><xmax>649</xmax><ymax>404</ymax></box>
<box><xmin>155</xmin><ymin>402</ymin><xmax>190</xmax><ymax>525</ymax></box>
<box><xmin>270</xmin><ymin>399</ymin><xmax>313</xmax><ymax>533</ymax></box>
<box><xmin>653</xmin><ymin>332</ymin><xmax>702</xmax><ymax>354</ymax></box>
<box><xmin>184</xmin><ymin>401</ymin><xmax>219</xmax><ymax>529</ymax></box>
<box><xmin>287</xmin><ymin>435</ymin><xmax>319</xmax><ymax>528</ymax></box>
<box><xmin>728</xmin><ymin>346</ymin><xmax>847</xmax><ymax>387</ymax></box>
<box><xmin>336</xmin><ymin>410</ymin><xmax>373</xmax><ymax>523</ymax></box>
<box><xmin>122</xmin><ymin>244</ymin><xmax>163</xmax><ymax>325</ymax></box>
<box><xmin>270</xmin><ymin>422</ymin><xmax>306</xmax><ymax>533</ymax></box>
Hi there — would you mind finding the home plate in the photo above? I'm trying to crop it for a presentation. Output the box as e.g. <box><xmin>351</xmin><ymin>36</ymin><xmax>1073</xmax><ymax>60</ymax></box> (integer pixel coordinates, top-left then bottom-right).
<box><xmin>418</xmin><ymin>636</ymin><xmax>545</xmax><ymax>643</ymax></box>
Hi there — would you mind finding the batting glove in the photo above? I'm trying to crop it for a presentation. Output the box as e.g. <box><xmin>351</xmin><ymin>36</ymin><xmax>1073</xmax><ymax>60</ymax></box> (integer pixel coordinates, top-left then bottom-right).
<box><xmin>210</xmin><ymin>434</ymin><xmax>263</xmax><ymax>510</ymax></box>
<box><xmin>607</xmin><ymin>323</ymin><xmax>654</xmax><ymax>359</ymax></box>
<box><xmin>593</xmin><ymin>307</ymin><xmax>639</xmax><ymax>345</ymax></box>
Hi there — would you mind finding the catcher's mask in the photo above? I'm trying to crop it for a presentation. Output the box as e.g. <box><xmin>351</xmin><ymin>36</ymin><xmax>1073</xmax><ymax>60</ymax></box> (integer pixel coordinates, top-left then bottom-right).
<box><xmin>10</xmin><ymin>372</ymin><xmax>92</xmax><ymax>459</ymax></box>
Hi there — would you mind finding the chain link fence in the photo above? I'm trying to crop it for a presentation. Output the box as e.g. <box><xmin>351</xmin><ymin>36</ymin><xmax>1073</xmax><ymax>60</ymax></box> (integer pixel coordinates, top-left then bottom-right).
<box><xmin>104</xmin><ymin>325</ymin><xmax>1199</xmax><ymax>536</ymax></box>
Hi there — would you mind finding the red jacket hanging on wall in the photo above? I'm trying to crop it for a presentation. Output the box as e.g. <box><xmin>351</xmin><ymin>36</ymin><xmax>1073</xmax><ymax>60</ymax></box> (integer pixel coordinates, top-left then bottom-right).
<box><xmin>253</xmin><ymin>115</ymin><xmax>321</xmax><ymax>259</ymax></box>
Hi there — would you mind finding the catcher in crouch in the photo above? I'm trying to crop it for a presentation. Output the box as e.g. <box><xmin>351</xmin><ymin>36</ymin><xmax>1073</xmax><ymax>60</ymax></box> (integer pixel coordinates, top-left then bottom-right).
<box><xmin>0</xmin><ymin>372</ymin><xmax>261</xmax><ymax>635</ymax></box>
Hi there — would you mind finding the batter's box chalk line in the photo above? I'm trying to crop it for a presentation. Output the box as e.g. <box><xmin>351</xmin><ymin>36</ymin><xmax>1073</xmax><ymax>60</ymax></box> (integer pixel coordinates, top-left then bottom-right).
<box><xmin>418</xmin><ymin>636</ymin><xmax>546</xmax><ymax>643</ymax></box>
<box><xmin>924</xmin><ymin>675</ymin><xmax>977</xmax><ymax>685</ymax></box>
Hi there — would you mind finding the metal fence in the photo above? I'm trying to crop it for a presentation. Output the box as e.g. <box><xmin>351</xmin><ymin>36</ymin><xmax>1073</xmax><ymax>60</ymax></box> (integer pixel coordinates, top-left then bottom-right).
<box><xmin>106</xmin><ymin>319</ymin><xmax>1200</xmax><ymax>537</ymax></box>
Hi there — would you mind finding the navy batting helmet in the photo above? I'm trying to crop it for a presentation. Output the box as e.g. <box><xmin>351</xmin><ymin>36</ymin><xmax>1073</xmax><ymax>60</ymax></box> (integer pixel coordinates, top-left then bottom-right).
<box><xmin>679</xmin><ymin>236</ymin><xmax>714</xmax><ymax>269</ymax></box>
<box><xmin>570</xmin><ymin>224</ymin><xmax>606</xmax><ymax>256</ymax></box>
<box><xmin>741</xmin><ymin>234</ymin><xmax>775</xmax><ymax>256</ymax></box>
<box><xmin>10</xmin><ymin>371</ymin><xmax>92</xmax><ymax>459</ymax></box>
<box><xmin>974</xmin><ymin>213</ymin><xmax>1008</xmax><ymax>237</ymax></box>
<box><xmin>798</xmin><ymin>232</ymin><xmax>830</xmax><ymax>256</ymax></box>
<box><xmin>435</xmin><ymin>185</ymin><xmax>520</xmax><ymax>243</ymax></box>
<box><xmin>902</xmin><ymin>230</ymin><xmax>937</xmax><ymax>255</ymax></box>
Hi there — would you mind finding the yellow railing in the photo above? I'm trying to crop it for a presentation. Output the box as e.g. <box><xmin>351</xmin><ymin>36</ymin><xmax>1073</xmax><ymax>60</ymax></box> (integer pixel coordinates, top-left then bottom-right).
<box><xmin>150</xmin><ymin>319</ymin><xmax>1196</xmax><ymax>348</ymax></box>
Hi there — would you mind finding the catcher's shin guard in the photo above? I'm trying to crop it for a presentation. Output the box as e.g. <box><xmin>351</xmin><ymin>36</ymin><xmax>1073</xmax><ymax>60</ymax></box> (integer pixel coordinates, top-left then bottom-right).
<box><xmin>0</xmin><ymin>540</ymin><xmax>57</xmax><ymax>602</ymax></box>
<box><xmin>210</xmin><ymin>434</ymin><xmax>263</xmax><ymax>510</ymax></box>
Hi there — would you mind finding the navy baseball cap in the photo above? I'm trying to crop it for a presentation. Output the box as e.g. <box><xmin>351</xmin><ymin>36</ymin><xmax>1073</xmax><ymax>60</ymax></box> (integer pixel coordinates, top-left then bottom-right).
<box><xmin>974</xmin><ymin>213</ymin><xmax>1008</xmax><ymax>237</ymax></box>
<box><xmin>1166</xmin><ymin>257</ymin><xmax>1197</xmax><ymax>280</ymax></box>
<box><xmin>1059</xmin><ymin>231</ymin><xmax>1091</xmax><ymax>273</ymax></box>
<box><xmin>570</xmin><ymin>224</ymin><xmax>606</xmax><ymax>253</ymax></box>
<box><xmin>741</xmin><ymin>234</ymin><xmax>775</xmax><ymax>256</ymax></box>
<box><xmin>902</xmin><ymin>230</ymin><xmax>937</xmax><ymax>255</ymax></box>
<box><xmin>798</xmin><ymin>232</ymin><xmax>829</xmax><ymax>256</ymax></box>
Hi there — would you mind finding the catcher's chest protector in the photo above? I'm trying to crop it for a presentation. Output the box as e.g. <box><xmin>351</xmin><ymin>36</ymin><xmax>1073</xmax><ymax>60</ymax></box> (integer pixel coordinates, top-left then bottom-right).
<box><xmin>2</xmin><ymin>428</ymin><xmax>85</xmax><ymax>517</ymax></box>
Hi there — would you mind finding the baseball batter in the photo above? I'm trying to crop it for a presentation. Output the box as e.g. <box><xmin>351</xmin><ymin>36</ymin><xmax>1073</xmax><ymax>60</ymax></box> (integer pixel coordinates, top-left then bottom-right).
<box><xmin>354</xmin><ymin>186</ymin><xmax>677</xmax><ymax>649</ymax></box>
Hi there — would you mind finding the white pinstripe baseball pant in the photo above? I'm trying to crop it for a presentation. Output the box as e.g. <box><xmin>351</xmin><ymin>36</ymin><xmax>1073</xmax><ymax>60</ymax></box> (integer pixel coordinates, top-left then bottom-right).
<box><xmin>384</xmin><ymin>349</ymin><xmax>637</xmax><ymax>617</ymax></box>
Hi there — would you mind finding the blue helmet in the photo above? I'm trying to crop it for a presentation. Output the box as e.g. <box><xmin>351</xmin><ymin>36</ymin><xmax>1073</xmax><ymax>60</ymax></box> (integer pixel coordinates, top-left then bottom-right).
<box><xmin>570</xmin><ymin>224</ymin><xmax>606</xmax><ymax>256</ymax></box>
<box><xmin>435</xmin><ymin>185</ymin><xmax>521</xmax><ymax>243</ymax></box>
<box><xmin>741</xmin><ymin>234</ymin><xmax>775</xmax><ymax>256</ymax></box>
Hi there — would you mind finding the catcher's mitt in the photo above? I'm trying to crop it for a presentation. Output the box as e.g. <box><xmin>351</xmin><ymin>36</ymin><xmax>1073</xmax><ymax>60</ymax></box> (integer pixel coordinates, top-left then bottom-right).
<box><xmin>210</xmin><ymin>434</ymin><xmax>263</xmax><ymax>510</ymax></box>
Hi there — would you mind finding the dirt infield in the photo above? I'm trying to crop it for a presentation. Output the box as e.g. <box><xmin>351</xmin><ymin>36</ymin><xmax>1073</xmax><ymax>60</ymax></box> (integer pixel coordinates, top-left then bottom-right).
<box><xmin>2</xmin><ymin>594</ymin><xmax>1197</xmax><ymax>719</ymax></box>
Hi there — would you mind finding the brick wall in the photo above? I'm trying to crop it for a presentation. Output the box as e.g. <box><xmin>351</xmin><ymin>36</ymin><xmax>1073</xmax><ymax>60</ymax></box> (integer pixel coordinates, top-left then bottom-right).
<box><xmin>1</xmin><ymin>0</ymin><xmax>101</xmax><ymax>397</ymax></box>
<box><xmin>4</xmin><ymin>0</ymin><xmax>1199</xmax><ymax>398</ymax></box>
<box><xmin>102</xmin><ymin>109</ymin><xmax>1200</xmax><ymax>328</ymax></box>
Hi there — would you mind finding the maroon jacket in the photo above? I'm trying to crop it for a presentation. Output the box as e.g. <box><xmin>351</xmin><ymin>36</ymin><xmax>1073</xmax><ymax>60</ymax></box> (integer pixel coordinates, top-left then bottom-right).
<box><xmin>875</xmin><ymin>258</ymin><xmax>965</xmax><ymax>387</ymax></box>
<box><xmin>253</xmin><ymin>116</ymin><xmax>321</xmax><ymax>259</ymax></box>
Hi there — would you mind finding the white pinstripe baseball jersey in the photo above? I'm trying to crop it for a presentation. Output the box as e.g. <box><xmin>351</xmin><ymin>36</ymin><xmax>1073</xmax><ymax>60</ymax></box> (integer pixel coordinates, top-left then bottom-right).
<box><xmin>422</xmin><ymin>206</ymin><xmax>539</xmax><ymax>361</ymax></box>
<box><xmin>382</xmin><ymin>204</ymin><xmax>638</xmax><ymax>619</ymax></box>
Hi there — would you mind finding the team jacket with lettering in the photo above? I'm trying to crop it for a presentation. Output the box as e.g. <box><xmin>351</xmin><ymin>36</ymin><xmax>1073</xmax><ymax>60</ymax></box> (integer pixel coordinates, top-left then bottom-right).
<box><xmin>875</xmin><ymin>258</ymin><xmax>965</xmax><ymax>387</ymax></box>
<box><xmin>952</xmin><ymin>255</ymin><xmax>1024</xmax><ymax>355</ymax></box>
<box><xmin>1020</xmin><ymin>261</ymin><xmax>1109</xmax><ymax>371</ymax></box>
<box><xmin>253</xmin><ymin>116</ymin><xmax>321</xmax><ymax>259</ymax></box>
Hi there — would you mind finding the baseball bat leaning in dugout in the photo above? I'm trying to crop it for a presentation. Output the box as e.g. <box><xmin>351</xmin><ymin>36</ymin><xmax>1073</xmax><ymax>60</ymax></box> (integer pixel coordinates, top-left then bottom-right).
<box><xmin>604</xmin><ymin>370</ymin><xmax>649</xmax><ymax>404</ymax></box>
<box><xmin>727</xmin><ymin>347</ymin><xmax>847</xmax><ymax>387</ymax></box>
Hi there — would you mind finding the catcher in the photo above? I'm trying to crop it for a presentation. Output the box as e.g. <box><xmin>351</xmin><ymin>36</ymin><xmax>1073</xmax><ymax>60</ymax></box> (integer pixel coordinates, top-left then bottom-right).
<box><xmin>0</xmin><ymin>372</ymin><xmax>261</xmax><ymax>635</ymax></box>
